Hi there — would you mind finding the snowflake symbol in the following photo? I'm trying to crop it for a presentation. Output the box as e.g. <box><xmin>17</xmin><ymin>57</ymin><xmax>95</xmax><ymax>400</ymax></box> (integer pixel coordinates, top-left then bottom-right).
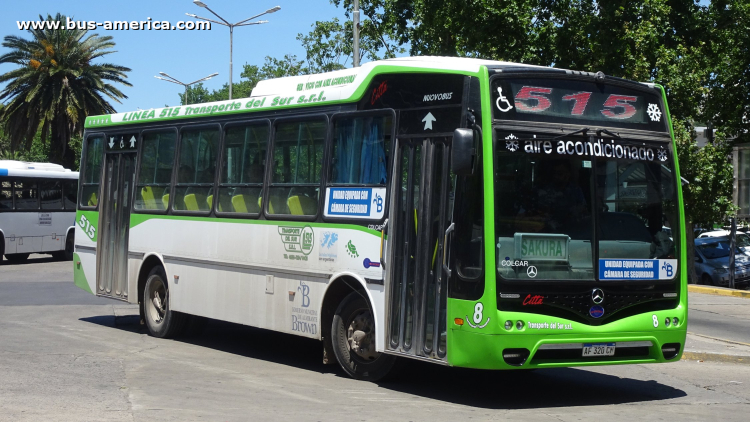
<box><xmin>505</xmin><ymin>133</ymin><xmax>519</xmax><ymax>152</ymax></box>
<box><xmin>647</xmin><ymin>103</ymin><xmax>662</xmax><ymax>122</ymax></box>
<box><xmin>657</xmin><ymin>148</ymin><xmax>668</xmax><ymax>162</ymax></box>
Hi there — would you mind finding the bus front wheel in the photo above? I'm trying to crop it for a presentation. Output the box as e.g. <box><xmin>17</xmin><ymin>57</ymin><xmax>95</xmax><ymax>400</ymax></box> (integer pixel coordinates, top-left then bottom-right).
<box><xmin>331</xmin><ymin>291</ymin><xmax>397</xmax><ymax>381</ymax></box>
<box><xmin>143</xmin><ymin>266</ymin><xmax>187</xmax><ymax>338</ymax></box>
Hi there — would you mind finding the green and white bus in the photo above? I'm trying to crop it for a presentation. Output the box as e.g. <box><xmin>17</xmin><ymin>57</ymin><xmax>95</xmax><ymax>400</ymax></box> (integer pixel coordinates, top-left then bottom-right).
<box><xmin>74</xmin><ymin>57</ymin><xmax>686</xmax><ymax>380</ymax></box>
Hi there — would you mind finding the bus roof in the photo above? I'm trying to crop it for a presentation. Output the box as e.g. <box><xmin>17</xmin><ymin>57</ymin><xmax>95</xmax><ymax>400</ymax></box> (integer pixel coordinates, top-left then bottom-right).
<box><xmin>84</xmin><ymin>56</ymin><xmax>548</xmax><ymax>130</ymax></box>
<box><xmin>83</xmin><ymin>56</ymin><xmax>656</xmax><ymax>130</ymax></box>
<box><xmin>0</xmin><ymin>160</ymin><xmax>78</xmax><ymax>179</ymax></box>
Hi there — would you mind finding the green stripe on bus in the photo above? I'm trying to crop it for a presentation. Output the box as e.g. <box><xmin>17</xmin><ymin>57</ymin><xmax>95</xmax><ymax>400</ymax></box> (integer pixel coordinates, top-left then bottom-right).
<box><xmin>128</xmin><ymin>213</ymin><xmax>384</xmax><ymax>237</ymax></box>
<box><xmin>72</xmin><ymin>253</ymin><xmax>93</xmax><ymax>294</ymax></box>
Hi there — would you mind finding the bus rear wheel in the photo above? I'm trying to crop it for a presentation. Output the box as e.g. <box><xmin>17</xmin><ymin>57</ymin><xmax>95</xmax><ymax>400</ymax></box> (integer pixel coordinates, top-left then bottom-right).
<box><xmin>331</xmin><ymin>291</ymin><xmax>397</xmax><ymax>381</ymax></box>
<box><xmin>143</xmin><ymin>266</ymin><xmax>187</xmax><ymax>338</ymax></box>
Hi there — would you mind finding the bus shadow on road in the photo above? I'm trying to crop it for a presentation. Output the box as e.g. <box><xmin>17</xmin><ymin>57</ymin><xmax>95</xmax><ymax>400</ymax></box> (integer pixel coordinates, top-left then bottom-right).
<box><xmin>1</xmin><ymin>255</ymin><xmax>61</xmax><ymax>266</ymax></box>
<box><xmin>384</xmin><ymin>362</ymin><xmax>687</xmax><ymax>409</ymax></box>
<box><xmin>81</xmin><ymin>315</ymin><xmax>687</xmax><ymax>409</ymax></box>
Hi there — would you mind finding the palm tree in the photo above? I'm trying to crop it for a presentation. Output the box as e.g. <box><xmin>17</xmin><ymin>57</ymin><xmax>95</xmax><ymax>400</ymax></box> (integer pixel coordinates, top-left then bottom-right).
<box><xmin>0</xmin><ymin>13</ymin><xmax>131</xmax><ymax>169</ymax></box>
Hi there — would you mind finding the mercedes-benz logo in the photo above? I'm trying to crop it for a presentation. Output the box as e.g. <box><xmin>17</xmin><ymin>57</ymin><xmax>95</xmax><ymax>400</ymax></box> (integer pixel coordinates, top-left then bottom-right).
<box><xmin>527</xmin><ymin>266</ymin><xmax>538</xmax><ymax>278</ymax></box>
<box><xmin>592</xmin><ymin>288</ymin><xmax>604</xmax><ymax>304</ymax></box>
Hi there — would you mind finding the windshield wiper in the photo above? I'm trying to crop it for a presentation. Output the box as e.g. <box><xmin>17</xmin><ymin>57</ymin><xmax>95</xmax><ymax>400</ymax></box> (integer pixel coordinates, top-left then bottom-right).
<box><xmin>596</xmin><ymin>128</ymin><xmax>621</xmax><ymax>139</ymax></box>
<box><xmin>552</xmin><ymin>127</ymin><xmax>590</xmax><ymax>141</ymax></box>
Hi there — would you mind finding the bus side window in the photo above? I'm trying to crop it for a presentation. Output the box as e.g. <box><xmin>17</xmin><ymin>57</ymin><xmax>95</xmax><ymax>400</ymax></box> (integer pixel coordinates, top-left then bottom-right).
<box><xmin>219</xmin><ymin>122</ymin><xmax>269</xmax><ymax>215</ymax></box>
<box><xmin>40</xmin><ymin>180</ymin><xmax>63</xmax><ymax>210</ymax></box>
<box><xmin>80</xmin><ymin>136</ymin><xmax>104</xmax><ymax>208</ymax></box>
<box><xmin>173</xmin><ymin>127</ymin><xmax>219</xmax><ymax>213</ymax></box>
<box><xmin>63</xmin><ymin>180</ymin><xmax>78</xmax><ymax>210</ymax></box>
<box><xmin>330</xmin><ymin>114</ymin><xmax>391</xmax><ymax>185</ymax></box>
<box><xmin>0</xmin><ymin>178</ymin><xmax>12</xmax><ymax>210</ymax></box>
<box><xmin>268</xmin><ymin>118</ymin><xmax>326</xmax><ymax>217</ymax></box>
<box><xmin>14</xmin><ymin>180</ymin><xmax>39</xmax><ymax>210</ymax></box>
<box><xmin>135</xmin><ymin>131</ymin><xmax>176</xmax><ymax>211</ymax></box>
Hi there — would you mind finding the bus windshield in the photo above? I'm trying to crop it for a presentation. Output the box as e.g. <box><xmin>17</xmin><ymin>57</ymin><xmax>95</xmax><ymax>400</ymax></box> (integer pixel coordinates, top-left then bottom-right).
<box><xmin>495</xmin><ymin>130</ymin><xmax>679</xmax><ymax>282</ymax></box>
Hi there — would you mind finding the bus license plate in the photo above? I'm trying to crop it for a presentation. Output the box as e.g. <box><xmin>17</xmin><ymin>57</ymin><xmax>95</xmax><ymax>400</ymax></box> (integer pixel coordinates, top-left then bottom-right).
<box><xmin>582</xmin><ymin>343</ymin><xmax>615</xmax><ymax>357</ymax></box>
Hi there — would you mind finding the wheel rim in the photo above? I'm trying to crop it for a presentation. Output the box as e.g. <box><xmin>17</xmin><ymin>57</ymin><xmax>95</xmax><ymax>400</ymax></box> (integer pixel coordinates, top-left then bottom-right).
<box><xmin>346</xmin><ymin>308</ymin><xmax>379</xmax><ymax>361</ymax></box>
<box><xmin>146</xmin><ymin>276</ymin><xmax>168</xmax><ymax>325</ymax></box>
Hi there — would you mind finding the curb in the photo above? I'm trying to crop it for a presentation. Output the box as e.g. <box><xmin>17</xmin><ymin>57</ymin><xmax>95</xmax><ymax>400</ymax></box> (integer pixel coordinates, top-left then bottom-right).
<box><xmin>682</xmin><ymin>351</ymin><xmax>750</xmax><ymax>365</ymax></box>
<box><xmin>687</xmin><ymin>285</ymin><xmax>750</xmax><ymax>298</ymax></box>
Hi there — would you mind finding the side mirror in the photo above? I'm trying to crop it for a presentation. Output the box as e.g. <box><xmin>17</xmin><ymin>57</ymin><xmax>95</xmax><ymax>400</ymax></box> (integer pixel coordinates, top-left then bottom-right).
<box><xmin>452</xmin><ymin>128</ymin><xmax>475</xmax><ymax>176</ymax></box>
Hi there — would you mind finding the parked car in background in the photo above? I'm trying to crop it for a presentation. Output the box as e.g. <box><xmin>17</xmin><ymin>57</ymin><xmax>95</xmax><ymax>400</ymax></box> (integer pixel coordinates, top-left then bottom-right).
<box><xmin>694</xmin><ymin>236</ymin><xmax>750</xmax><ymax>288</ymax></box>
<box><xmin>698</xmin><ymin>230</ymin><xmax>750</xmax><ymax>254</ymax></box>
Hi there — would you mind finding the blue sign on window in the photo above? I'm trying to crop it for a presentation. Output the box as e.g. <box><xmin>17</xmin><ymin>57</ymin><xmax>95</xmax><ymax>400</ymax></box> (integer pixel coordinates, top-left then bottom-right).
<box><xmin>599</xmin><ymin>259</ymin><xmax>677</xmax><ymax>280</ymax></box>
<box><xmin>327</xmin><ymin>188</ymin><xmax>372</xmax><ymax>217</ymax></box>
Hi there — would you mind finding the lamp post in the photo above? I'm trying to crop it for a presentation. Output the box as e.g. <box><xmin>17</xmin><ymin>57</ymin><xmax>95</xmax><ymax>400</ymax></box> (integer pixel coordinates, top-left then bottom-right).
<box><xmin>187</xmin><ymin>0</ymin><xmax>281</xmax><ymax>100</ymax></box>
<box><xmin>154</xmin><ymin>72</ymin><xmax>219</xmax><ymax>105</ymax></box>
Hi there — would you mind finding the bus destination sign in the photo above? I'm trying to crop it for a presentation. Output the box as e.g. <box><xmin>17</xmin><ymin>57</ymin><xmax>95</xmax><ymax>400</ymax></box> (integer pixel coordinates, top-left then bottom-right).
<box><xmin>492</xmin><ymin>77</ymin><xmax>668</xmax><ymax>132</ymax></box>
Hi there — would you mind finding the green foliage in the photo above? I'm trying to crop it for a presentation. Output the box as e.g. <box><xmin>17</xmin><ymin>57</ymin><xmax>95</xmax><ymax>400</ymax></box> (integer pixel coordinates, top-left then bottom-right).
<box><xmin>0</xmin><ymin>128</ymin><xmax>51</xmax><ymax>163</ymax></box>
<box><xmin>702</xmin><ymin>0</ymin><xmax>750</xmax><ymax>143</ymax></box>
<box><xmin>179</xmin><ymin>55</ymin><xmax>305</xmax><ymax>105</ymax></box>
<box><xmin>674</xmin><ymin>120</ymin><xmax>737</xmax><ymax>227</ymax></box>
<box><xmin>0</xmin><ymin>13</ymin><xmax>131</xmax><ymax>169</ymax></box>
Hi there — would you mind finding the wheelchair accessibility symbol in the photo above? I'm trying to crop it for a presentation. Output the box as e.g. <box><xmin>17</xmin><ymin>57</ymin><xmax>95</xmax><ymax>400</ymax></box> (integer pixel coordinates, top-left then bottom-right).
<box><xmin>496</xmin><ymin>87</ymin><xmax>514</xmax><ymax>112</ymax></box>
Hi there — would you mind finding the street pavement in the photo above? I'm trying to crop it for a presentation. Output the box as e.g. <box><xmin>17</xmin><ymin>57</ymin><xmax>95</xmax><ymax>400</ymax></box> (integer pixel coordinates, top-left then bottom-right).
<box><xmin>1</xmin><ymin>255</ymin><xmax>750</xmax><ymax>421</ymax></box>
<box><xmin>687</xmin><ymin>293</ymin><xmax>750</xmax><ymax>345</ymax></box>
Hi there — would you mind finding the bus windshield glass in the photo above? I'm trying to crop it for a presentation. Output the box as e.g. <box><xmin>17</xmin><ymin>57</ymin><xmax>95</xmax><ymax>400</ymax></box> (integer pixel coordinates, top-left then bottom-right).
<box><xmin>495</xmin><ymin>130</ymin><xmax>679</xmax><ymax>282</ymax></box>
<box><xmin>491</xmin><ymin>77</ymin><xmax>667</xmax><ymax>132</ymax></box>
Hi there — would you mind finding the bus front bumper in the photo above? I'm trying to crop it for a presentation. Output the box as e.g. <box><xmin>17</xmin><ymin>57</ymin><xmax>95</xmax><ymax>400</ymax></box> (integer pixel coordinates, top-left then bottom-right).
<box><xmin>447</xmin><ymin>329</ymin><xmax>687</xmax><ymax>370</ymax></box>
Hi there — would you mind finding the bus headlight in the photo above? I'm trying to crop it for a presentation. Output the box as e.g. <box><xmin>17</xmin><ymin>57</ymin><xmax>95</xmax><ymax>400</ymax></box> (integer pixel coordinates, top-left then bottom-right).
<box><xmin>516</xmin><ymin>320</ymin><xmax>524</xmax><ymax>330</ymax></box>
<box><xmin>505</xmin><ymin>320</ymin><xmax>513</xmax><ymax>330</ymax></box>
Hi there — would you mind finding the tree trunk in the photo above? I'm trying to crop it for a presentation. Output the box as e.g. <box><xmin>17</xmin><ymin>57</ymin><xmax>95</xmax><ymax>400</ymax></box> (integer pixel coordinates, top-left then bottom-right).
<box><xmin>684</xmin><ymin>221</ymin><xmax>696</xmax><ymax>284</ymax></box>
<box><xmin>48</xmin><ymin>117</ymin><xmax>76</xmax><ymax>170</ymax></box>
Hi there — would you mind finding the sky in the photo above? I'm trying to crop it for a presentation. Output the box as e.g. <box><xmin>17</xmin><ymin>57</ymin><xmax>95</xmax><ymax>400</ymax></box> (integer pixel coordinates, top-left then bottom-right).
<box><xmin>1</xmin><ymin>0</ymin><xmax>352</xmax><ymax>112</ymax></box>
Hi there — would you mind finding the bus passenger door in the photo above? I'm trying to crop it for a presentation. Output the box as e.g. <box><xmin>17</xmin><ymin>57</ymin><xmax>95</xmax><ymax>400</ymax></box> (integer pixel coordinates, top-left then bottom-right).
<box><xmin>97</xmin><ymin>143</ymin><xmax>137</xmax><ymax>301</ymax></box>
<box><xmin>385</xmin><ymin>136</ymin><xmax>451</xmax><ymax>361</ymax></box>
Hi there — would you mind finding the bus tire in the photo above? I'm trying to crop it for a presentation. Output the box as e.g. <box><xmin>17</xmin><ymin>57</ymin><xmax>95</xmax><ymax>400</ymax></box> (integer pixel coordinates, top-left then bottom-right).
<box><xmin>143</xmin><ymin>266</ymin><xmax>187</xmax><ymax>338</ymax></box>
<box><xmin>6</xmin><ymin>253</ymin><xmax>30</xmax><ymax>263</ymax></box>
<box><xmin>52</xmin><ymin>234</ymin><xmax>74</xmax><ymax>261</ymax></box>
<box><xmin>331</xmin><ymin>291</ymin><xmax>397</xmax><ymax>381</ymax></box>
<box><xmin>63</xmin><ymin>232</ymin><xmax>74</xmax><ymax>261</ymax></box>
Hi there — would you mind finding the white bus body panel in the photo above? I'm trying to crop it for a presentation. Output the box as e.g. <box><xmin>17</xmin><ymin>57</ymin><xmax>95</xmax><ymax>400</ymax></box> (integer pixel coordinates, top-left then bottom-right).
<box><xmin>127</xmin><ymin>219</ymin><xmax>385</xmax><ymax>346</ymax></box>
<box><xmin>0</xmin><ymin>212</ymin><xmax>74</xmax><ymax>254</ymax></box>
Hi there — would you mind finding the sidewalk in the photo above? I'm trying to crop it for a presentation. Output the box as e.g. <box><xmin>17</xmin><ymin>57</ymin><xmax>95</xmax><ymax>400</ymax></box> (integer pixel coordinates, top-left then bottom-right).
<box><xmin>683</xmin><ymin>287</ymin><xmax>750</xmax><ymax>364</ymax></box>
<box><xmin>683</xmin><ymin>332</ymin><xmax>750</xmax><ymax>364</ymax></box>
<box><xmin>688</xmin><ymin>284</ymin><xmax>750</xmax><ymax>298</ymax></box>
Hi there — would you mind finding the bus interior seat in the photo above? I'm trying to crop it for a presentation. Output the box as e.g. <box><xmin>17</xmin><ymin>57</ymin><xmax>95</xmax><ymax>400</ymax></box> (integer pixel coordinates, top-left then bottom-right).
<box><xmin>231</xmin><ymin>194</ymin><xmax>260</xmax><ymax>214</ymax></box>
<box><xmin>141</xmin><ymin>186</ymin><xmax>162</xmax><ymax>210</ymax></box>
<box><xmin>87</xmin><ymin>192</ymin><xmax>98</xmax><ymax>207</ymax></box>
<box><xmin>184</xmin><ymin>193</ymin><xmax>207</xmax><ymax>211</ymax></box>
<box><xmin>267</xmin><ymin>191</ymin><xmax>289</xmax><ymax>215</ymax></box>
<box><xmin>161</xmin><ymin>193</ymin><xmax>170</xmax><ymax>210</ymax></box>
<box><xmin>288</xmin><ymin>194</ymin><xmax>317</xmax><ymax>216</ymax></box>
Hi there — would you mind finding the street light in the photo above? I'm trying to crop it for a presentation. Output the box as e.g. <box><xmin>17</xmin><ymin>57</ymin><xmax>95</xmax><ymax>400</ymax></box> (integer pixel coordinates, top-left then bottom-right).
<box><xmin>154</xmin><ymin>72</ymin><xmax>219</xmax><ymax>105</ymax></box>
<box><xmin>188</xmin><ymin>0</ymin><xmax>281</xmax><ymax>100</ymax></box>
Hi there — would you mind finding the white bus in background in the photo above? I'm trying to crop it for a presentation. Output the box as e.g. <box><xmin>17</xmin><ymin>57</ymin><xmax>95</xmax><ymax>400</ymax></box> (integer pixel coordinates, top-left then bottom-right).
<box><xmin>0</xmin><ymin>160</ymin><xmax>78</xmax><ymax>262</ymax></box>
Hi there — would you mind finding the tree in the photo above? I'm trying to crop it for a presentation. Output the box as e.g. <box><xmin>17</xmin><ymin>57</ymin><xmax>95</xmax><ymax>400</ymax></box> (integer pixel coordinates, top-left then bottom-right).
<box><xmin>179</xmin><ymin>55</ymin><xmax>305</xmax><ymax>105</ymax></box>
<box><xmin>701</xmin><ymin>0</ymin><xmax>750</xmax><ymax>143</ymax></box>
<box><xmin>0</xmin><ymin>13</ymin><xmax>131</xmax><ymax>169</ymax></box>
